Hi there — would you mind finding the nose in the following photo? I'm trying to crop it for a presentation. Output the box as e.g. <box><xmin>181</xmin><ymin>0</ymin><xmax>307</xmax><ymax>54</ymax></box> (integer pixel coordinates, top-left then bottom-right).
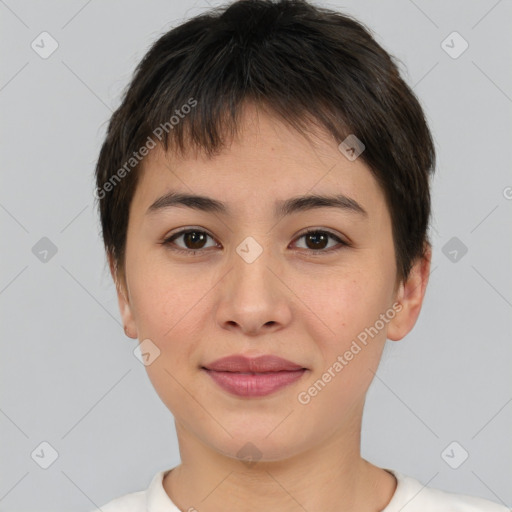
<box><xmin>215</xmin><ymin>241</ymin><xmax>293</xmax><ymax>337</ymax></box>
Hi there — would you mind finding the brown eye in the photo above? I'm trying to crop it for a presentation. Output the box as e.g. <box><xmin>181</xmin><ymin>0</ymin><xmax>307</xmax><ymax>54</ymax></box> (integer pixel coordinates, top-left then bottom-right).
<box><xmin>294</xmin><ymin>230</ymin><xmax>346</xmax><ymax>252</ymax></box>
<box><xmin>182</xmin><ymin>231</ymin><xmax>208</xmax><ymax>249</ymax></box>
<box><xmin>304</xmin><ymin>232</ymin><xmax>329</xmax><ymax>250</ymax></box>
<box><xmin>163</xmin><ymin>228</ymin><xmax>347</xmax><ymax>256</ymax></box>
<box><xmin>163</xmin><ymin>229</ymin><xmax>218</xmax><ymax>253</ymax></box>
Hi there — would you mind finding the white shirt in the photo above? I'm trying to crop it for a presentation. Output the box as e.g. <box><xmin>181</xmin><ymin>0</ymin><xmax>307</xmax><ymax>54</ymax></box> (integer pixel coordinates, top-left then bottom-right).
<box><xmin>92</xmin><ymin>468</ymin><xmax>509</xmax><ymax>511</ymax></box>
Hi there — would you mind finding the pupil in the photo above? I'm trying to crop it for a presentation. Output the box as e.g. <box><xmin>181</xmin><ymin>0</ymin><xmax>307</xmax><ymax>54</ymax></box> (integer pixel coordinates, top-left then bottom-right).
<box><xmin>185</xmin><ymin>231</ymin><xmax>206</xmax><ymax>249</ymax></box>
<box><xmin>307</xmin><ymin>232</ymin><xmax>327</xmax><ymax>250</ymax></box>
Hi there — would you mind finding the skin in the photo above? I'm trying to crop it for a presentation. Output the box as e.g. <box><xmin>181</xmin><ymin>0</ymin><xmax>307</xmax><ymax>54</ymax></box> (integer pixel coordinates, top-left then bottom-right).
<box><xmin>111</xmin><ymin>102</ymin><xmax>431</xmax><ymax>512</ymax></box>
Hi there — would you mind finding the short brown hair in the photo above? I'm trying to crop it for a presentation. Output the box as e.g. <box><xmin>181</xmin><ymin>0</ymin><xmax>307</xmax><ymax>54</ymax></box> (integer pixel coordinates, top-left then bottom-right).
<box><xmin>95</xmin><ymin>0</ymin><xmax>435</xmax><ymax>283</ymax></box>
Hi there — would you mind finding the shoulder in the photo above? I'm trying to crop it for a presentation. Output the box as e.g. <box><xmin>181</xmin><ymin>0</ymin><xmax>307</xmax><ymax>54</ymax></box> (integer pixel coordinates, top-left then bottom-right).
<box><xmin>89</xmin><ymin>469</ymin><xmax>175</xmax><ymax>512</ymax></box>
<box><xmin>90</xmin><ymin>471</ymin><xmax>169</xmax><ymax>512</ymax></box>
<box><xmin>89</xmin><ymin>490</ymin><xmax>146</xmax><ymax>512</ymax></box>
<box><xmin>386</xmin><ymin>470</ymin><xmax>510</xmax><ymax>512</ymax></box>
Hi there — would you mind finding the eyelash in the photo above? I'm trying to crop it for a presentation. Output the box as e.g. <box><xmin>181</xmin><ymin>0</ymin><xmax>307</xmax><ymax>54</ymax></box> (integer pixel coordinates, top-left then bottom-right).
<box><xmin>161</xmin><ymin>228</ymin><xmax>349</xmax><ymax>256</ymax></box>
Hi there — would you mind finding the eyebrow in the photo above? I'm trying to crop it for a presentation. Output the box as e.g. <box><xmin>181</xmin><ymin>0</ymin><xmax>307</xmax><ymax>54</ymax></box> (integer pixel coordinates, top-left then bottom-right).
<box><xmin>146</xmin><ymin>191</ymin><xmax>367</xmax><ymax>218</ymax></box>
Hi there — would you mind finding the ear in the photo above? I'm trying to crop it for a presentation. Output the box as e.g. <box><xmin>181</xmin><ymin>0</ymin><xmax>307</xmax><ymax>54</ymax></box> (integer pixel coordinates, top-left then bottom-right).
<box><xmin>108</xmin><ymin>253</ymin><xmax>138</xmax><ymax>339</ymax></box>
<box><xmin>387</xmin><ymin>243</ymin><xmax>431</xmax><ymax>341</ymax></box>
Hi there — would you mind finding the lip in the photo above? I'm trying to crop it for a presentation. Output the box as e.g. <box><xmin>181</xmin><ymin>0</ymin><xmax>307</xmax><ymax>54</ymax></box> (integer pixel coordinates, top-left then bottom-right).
<box><xmin>202</xmin><ymin>355</ymin><xmax>308</xmax><ymax>397</ymax></box>
<box><xmin>204</xmin><ymin>354</ymin><xmax>305</xmax><ymax>373</ymax></box>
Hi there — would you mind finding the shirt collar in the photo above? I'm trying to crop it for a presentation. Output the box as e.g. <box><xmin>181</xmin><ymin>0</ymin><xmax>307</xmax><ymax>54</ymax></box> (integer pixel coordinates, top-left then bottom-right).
<box><xmin>146</xmin><ymin>467</ymin><xmax>410</xmax><ymax>511</ymax></box>
<box><xmin>146</xmin><ymin>468</ymin><xmax>182</xmax><ymax>512</ymax></box>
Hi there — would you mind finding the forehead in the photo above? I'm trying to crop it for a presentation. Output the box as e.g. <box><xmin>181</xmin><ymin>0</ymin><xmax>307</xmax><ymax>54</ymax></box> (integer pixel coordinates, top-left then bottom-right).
<box><xmin>131</xmin><ymin>104</ymin><xmax>388</xmax><ymax>222</ymax></box>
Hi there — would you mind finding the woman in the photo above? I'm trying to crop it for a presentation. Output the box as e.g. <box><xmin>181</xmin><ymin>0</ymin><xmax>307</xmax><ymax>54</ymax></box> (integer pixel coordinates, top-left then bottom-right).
<box><xmin>92</xmin><ymin>1</ymin><xmax>508</xmax><ymax>510</ymax></box>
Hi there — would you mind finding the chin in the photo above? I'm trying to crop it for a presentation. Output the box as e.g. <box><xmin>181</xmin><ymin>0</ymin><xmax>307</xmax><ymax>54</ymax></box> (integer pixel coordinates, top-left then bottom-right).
<box><xmin>205</xmin><ymin>428</ymin><xmax>310</xmax><ymax>465</ymax></box>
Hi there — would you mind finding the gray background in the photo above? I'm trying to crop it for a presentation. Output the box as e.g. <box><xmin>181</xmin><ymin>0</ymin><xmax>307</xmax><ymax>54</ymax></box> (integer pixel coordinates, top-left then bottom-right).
<box><xmin>1</xmin><ymin>0</ymin><xmax>511</xmax><ymax>510</ymax></box>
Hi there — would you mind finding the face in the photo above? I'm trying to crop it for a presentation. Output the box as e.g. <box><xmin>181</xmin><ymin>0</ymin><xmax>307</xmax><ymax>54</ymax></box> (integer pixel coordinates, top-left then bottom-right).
<box><xmin>114</xmin><ymin>103</ymin><xmax>429</xmax><ymax>462</ymax></box>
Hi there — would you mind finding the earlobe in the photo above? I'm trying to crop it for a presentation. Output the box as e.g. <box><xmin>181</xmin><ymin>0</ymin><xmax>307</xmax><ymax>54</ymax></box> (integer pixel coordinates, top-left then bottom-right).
<box><xmin>387</xmin><ymin>244</ymin><xmax>431</xmax><ymax>342</ymax></box>
<box><xmin>117</xmin><ymin>289</ymin><xmax>138</xmax><ymax>339</ymax></box>
<box><xmin>108</xmin><ymin>255</ymin><xmax>138</xmax><ymax>340</ymax></box>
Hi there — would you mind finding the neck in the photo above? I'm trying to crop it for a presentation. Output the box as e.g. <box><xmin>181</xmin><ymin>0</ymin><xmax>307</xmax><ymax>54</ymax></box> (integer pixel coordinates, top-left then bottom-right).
<box><xmin>163</xmin><ymin>419</ymin><xmax>397</xmax><ymax>512</ymax></box>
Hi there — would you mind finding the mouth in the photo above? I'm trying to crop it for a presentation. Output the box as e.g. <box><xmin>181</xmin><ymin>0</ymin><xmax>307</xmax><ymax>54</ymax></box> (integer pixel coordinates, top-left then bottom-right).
<box><xmin>201</xmin><ymin>367</ymin><xmax>308</xmax><ymax>397</ymax></box>
<box><xmin>201</xmin><ymin>354</ymin><xmax>308</xmax><ymax>397</ymax></box>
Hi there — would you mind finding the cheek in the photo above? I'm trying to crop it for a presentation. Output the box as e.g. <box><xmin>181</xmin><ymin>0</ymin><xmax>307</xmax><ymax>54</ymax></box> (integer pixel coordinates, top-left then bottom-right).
<box><xmin>127</xmin><ymin>253</ymin><xmax>202</xmax><ymax>335</ymax></box>
<box><xmin>129</xmin><ymin>266</ymin><xmax>206</xmax><ymax>411</ymax></box>
<box><xmin>296</xmin><ymin>275</ymin><xmax>390</xmax><ymax>415</ymax></box>
<box><xmin>304</xmin><ymin>264</ymin><xmax>394</xmax><ymax>391</ymax></box>
<box><xmin>304</xmin><ymin>268</ymin><xmax>391</xmax><ymax>339</ymax></box>
<box><xmin>127</xmin><ymin>259</ymin><xmax>217</xmax><ymax>386</ymax></box>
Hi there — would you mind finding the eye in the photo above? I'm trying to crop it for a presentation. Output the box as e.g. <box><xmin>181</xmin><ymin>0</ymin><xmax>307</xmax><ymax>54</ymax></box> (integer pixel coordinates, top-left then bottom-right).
<box><xmin>292</xmin><ymin>229</ymin><xmax>348</xmax><ymax>253</ymax></box>
<box><xmin>162</xmin><ymin>229</ymin><xmax>219</xmax><ymax>254</ymax></box>
<box><xmin>161</xmin><ymin>227</ymin><xmax>349</xmax><ymax>256</ymax></box>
